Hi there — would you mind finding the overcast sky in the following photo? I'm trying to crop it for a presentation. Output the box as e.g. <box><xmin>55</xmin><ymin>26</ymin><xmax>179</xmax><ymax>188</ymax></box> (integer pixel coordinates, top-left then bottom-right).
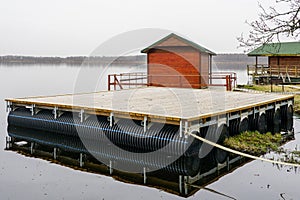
<box><xmin>0</xmin><ymin>0</ymin><xmax>290</xmax><ymax>56</ymax></box>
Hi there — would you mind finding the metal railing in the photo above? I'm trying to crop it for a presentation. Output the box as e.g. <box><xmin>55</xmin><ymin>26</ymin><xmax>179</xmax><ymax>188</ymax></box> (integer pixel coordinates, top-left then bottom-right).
<box><xmin>108</xmin><ymin>72</ymin><xmax>237</xmax><ymax>91</ymax></box>
<box><xmin>247</xmin><ymin>64</ymin><xmax>300</xmax><ymax>77</ymax></box>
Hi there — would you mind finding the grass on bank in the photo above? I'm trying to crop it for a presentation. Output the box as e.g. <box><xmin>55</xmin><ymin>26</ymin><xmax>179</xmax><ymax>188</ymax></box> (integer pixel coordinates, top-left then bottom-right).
<box><xmin>224</xmin><ymin>131</ymin><xmax>300</xmax><ymax>164</ymax></box>
<box><xmin>224</xmin><ymin>131</ymin><xmax>282</xmax><ymax>155</ymax></box>
<box><xmin>238</xmin><ymin>84</ymin><xmax>300</xmax><ymax>93</ymax></box>
<box><xmin>237</xmin><ymin>84</ymin><xmax>300</xmax><ymax>114</ymax></box>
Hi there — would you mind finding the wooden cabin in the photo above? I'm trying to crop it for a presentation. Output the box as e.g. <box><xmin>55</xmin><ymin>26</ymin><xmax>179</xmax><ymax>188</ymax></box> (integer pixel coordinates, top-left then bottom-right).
<box><xmin>248</xmin><ymin>42</ymin><xmax>300</xmax><ymax>82</ymax></box>
<box><xmin>141</xmin><ymin>33</ymin><xmax>216</xmax><ymax>89</ymax></box>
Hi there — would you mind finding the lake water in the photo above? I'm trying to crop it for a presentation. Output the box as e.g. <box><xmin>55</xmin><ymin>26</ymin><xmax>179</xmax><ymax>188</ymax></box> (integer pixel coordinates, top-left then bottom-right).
<box><xmin>0</xmin><ymin>65</ymin><xmax>299</xmax><ymax>199</ymax></box>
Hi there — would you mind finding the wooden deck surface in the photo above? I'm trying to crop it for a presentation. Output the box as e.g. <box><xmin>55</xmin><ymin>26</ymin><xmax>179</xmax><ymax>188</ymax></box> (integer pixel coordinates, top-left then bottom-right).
<box><xmin>6</xmin><ymin>87</ymin><xmax>294</xmax><ymax>121</ymax></box>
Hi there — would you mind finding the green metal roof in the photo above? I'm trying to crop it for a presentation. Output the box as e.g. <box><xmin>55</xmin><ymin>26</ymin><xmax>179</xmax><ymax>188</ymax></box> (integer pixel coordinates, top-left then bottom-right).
<box><xmin>141</xmin><ymin>33</ymin><xmax>216</xmax><ymax>55</ymax></box>
<box><xmin>248</xmin><ymin>42</ymin><xmax>300</xmax><ymax>56</ymax></box>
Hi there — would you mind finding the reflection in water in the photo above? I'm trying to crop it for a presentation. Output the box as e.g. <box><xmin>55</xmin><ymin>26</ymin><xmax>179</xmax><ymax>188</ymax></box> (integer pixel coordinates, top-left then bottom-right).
<box><xmin>6</xmin><ymin>125</ymin><xmax>246</xmax><ymax>198</ymax></box>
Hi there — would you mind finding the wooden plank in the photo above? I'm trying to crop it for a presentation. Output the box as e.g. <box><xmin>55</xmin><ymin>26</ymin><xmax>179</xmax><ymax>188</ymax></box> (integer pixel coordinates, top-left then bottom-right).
<box><xmin>5</xmin><ymin>87</ymin><xmax>294</xmax><ymax>123</ymax></box>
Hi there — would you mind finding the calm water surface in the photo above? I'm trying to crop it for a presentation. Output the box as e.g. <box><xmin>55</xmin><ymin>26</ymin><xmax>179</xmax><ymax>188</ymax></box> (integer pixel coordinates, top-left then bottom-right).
<box><xmin>0</xmin><ymin>65</ymin><xmax>299</xmax><ymax>199</ymax></box>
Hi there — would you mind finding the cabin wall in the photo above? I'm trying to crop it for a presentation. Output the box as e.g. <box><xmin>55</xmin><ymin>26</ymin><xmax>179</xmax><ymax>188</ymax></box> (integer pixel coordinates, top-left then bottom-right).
<box><xmin>147</xmin><ymin>47</ymin><xmax>202</xmax><ymax>88</ymax></box>
<box><xmin>269</xmin><ymin>56</ymin><xmax>300</xmax><ymax>66</ymax></box>
<box><xmin>200</xmin><ymin>53</ymin><xmax>209</xmax><ymax>86</ymax></box>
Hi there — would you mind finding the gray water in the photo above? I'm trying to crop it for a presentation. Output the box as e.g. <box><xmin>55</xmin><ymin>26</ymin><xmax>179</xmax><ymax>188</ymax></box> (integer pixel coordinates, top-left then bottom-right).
<box><xmin>0</xmin><ymin>65</ymin><xmax>299</xmax><ymax>199</ymax></box>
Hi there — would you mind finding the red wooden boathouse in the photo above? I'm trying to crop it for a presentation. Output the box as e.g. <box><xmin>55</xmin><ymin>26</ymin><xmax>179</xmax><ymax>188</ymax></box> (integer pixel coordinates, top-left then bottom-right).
<box><xmin>108</xmin><ymin>33</ymin><xmax>236</xmax><ymax>91</ymax></box>
<box><xmin>141</xmin><ymin>33</ymin><xmax>216</xmax><ymax>89</ymax></box>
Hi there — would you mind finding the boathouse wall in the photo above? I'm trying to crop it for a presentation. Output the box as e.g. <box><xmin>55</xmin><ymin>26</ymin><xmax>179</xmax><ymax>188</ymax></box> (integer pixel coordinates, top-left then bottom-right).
<box><xmin>269</xmin><ymin>56</ymin><xmax>300</xmax><ymax>66</ymax></box>
<box><xmin>147</xmin><ymin>47</ymin><xmax>203</xmax><ymax>88</ymax></box>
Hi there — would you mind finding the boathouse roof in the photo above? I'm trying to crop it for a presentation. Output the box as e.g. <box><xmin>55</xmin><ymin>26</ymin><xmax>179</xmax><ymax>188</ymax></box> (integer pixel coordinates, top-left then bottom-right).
<box><xmin>141</xmin><ymin>33</ymin><xmax>216</xmax><ymax>55</ymax></box>
<box><xmin>248</xmin><ymin>42</ymin><xmax>300</xmax><ymax>56</ymax></box>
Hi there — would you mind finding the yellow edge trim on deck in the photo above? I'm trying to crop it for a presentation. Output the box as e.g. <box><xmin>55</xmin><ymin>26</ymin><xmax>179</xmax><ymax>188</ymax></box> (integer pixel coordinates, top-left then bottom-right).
<box><xmin>5</xmin><ymin>99</ymin><xmax>182</xmax><ymax>125</ymax></box>
<box><xmin>5</xmin><ymin>88</ymin><xmax>294</xmax><ymax>125</ymax></box>
<box><xmin>187</xmin><ymin>95</ymin><xmax>294</xmax><ymax>121</ymax></box>
<box><xmin>5</xmin><ymin>94</ymin><xmax>294</xmax><ymax>123</ymax></box>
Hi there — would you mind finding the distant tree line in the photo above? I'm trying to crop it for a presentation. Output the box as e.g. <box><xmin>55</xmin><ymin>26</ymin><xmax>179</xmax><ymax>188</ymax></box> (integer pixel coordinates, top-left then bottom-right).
<box><xmin>0</xmin><ymin>54</ymin><xmax>262</xmax><ymax>69</ymax></box>
<box><xmin>213</xmin><ymin>54</ymin><xmax>254</xmax><ymax>63</ymax></box>
<box><xmin>0</xmin><ymin>55</ymin><xmax>146</xmax><ymax>66</ymax></box>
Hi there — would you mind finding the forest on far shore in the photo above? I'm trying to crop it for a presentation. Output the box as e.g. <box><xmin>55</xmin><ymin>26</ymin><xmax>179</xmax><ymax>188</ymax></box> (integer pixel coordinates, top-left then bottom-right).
<box><xmin>0</xmin><ymin>54</ymin><xmax>266</xmax><ymax>69</ymax></box>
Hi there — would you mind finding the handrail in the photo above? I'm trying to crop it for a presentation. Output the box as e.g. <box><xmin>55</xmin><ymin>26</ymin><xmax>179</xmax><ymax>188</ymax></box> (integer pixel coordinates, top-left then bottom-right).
<box><xmin>108</xmin><ymin>72</ymin><xmax>237</xmax><ymax>91</ymax></box>
<box><xmin>248</xmin><ymin>64</ymin><xmax>300</xmax><ymax>77</ymax></box>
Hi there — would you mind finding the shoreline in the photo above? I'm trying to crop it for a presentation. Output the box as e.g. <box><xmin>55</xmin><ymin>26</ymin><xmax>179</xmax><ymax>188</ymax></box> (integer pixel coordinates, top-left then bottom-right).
<box><xmin>237</xmin><ymin>84</ymin><xmax>300</xmax><ymax>114</ymax></box>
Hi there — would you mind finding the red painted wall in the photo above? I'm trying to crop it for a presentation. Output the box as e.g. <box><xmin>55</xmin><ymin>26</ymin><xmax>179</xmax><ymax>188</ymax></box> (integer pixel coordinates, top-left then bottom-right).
<box><xmin>147</xmin><ymin>47</ymin><xmax>209</xmax><ymax>88</ymax></box>
<box><xmin>200</xmin><ymin>53</ymin><xmax>209</xmax><ymax>85</ymax></box>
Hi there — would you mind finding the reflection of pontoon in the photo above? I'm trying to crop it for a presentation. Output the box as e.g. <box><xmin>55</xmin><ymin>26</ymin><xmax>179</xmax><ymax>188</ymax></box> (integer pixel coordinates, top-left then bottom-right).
<box><xmin>7</xmin><ymin>125</ymin><xmax>247</xmax><ymax>197</ymax></box>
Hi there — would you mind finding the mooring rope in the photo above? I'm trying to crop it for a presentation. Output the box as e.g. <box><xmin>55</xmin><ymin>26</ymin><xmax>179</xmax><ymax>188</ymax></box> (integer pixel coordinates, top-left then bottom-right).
<box><xmin>188</xmin><ymin>132</ymin><xmax>300</xmax><ymax>168</ymax></box>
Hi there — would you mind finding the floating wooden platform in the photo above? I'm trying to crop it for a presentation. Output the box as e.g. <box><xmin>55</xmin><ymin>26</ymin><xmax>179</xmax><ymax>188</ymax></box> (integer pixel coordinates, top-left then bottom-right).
<box><xmin>5</xmin><ymin>87</ymin><xmax>295</xmax><ymax>191</ymax></box>
<box><xmin>5</xmin><ymin>87</ymin><xmax>294</xmax><ymax>125</ymax></box>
